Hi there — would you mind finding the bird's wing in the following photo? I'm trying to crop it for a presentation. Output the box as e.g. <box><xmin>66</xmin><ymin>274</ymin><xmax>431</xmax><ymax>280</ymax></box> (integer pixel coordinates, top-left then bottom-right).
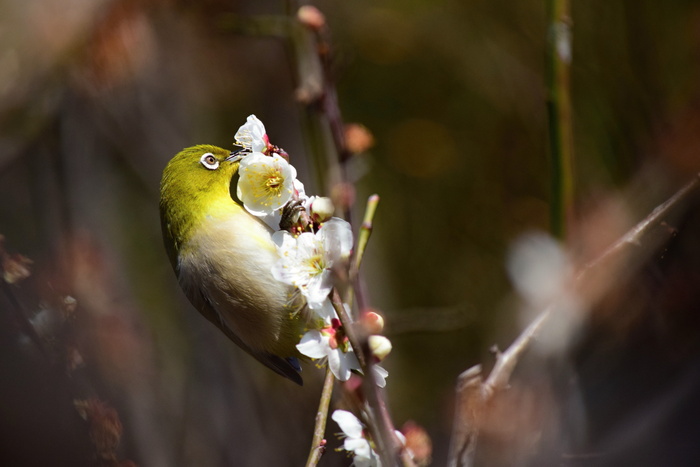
<box><xmin>188</xmin><ymin>284</ymin><xmax>303</xmax><ymax>386</ymax></box>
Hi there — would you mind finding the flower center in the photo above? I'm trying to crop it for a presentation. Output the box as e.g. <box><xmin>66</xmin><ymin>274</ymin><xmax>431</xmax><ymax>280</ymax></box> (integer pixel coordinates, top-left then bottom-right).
<box><xmin>325</xmin><ymin>318</ymin><xmax>350</xmax><ymax>352</ymax></box>
<box><xmin>307</xmin><ymin>253</ymin><xmax>325</xmax><ymax>274</ymax></box>
<box><xmin>266</xmin><ymin>175</ymin><xmax>281</xmax><ymax>189</ymax></box>
<box><xmin>264</xmin><ymin>170</ymin><xmax>284</xmax><ymax>196</ymax></box>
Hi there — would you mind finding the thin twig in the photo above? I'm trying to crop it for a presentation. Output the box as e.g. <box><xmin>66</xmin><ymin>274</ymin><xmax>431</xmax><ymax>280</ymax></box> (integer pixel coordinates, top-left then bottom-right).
<box><xmin>546</xmin><ymin>0</ymin><xmax>575</xmax><ymax>239</ymax></box>
<box><xmin>346</xmin><ymin>194</ymin><xmax>380</xmax><ymax>315</ymax></box>
<box><xmin>578</xmin><ymin>173</ymin><xmax>700</xmax><ymax>276</ymax></box>
<box><xmin>305</xmin><ymin>366</ymin><xmax>335</xmax><ymax>467</ymax></box>
<box><xmin>482</xmin><ymin>309</ymin><xmax>551</xmax><ymax>397</ymax></box>
<box><xmin>331</xmin><ymin>288</ymin><xmax>409</xmax><ymax>466</ymax></box>
<box><xmin>331</xmin><ymin>288</ymin><xmax>366</xmax><ymax>369</ymax></box>
<box><xmin>285</xmin><ymin>4</ymin><xmax>405</xmax><ymax>464</ymax></box>
<box><xmin>351</xmin><ymin>194</ymin><xmax>380</xmax><ymax>278</ymax></box>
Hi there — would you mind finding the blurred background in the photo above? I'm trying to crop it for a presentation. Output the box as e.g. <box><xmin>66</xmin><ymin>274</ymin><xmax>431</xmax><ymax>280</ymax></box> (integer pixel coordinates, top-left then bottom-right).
<box><xmin>1</xmin><ymin>0</ymin><xmax>700</xmax><ymax>465</ymax></box>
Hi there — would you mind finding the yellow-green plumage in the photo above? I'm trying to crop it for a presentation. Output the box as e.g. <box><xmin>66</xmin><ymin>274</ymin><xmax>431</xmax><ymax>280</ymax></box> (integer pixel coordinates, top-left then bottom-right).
<box><xmin>160</xmin><ymin>145</ymin><xmax>304</xmax><ymax>384</ymax></box>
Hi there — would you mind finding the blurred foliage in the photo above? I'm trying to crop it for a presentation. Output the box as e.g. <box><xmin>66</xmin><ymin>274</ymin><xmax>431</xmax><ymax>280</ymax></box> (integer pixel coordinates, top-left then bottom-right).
<box><xmin>1</xmin><ymin>0</ymin><xmax>700</xmax><ymax>466</ymax></box>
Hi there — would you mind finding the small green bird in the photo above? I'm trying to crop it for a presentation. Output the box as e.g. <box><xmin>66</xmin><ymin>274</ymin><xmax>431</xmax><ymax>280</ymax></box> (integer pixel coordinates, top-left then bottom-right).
<box><xmin>159</xmin><ymin>145</ymin><xmax>304</xmax><ymax>385</ymax></box>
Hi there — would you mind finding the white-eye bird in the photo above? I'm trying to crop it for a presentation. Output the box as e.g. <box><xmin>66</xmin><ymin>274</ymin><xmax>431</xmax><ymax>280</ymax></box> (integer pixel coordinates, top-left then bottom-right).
<box><xmin>159</xmin><ymin>145</ymin><xmax>304</xmax><ymax>385</ymax></box>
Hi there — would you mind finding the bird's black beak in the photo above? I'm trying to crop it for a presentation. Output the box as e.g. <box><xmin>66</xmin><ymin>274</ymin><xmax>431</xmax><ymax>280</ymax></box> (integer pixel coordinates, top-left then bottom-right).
<box><xmin>226</xmin><ymin>150</ymin><xmax>244</xmax><ymax>162</ymax></box>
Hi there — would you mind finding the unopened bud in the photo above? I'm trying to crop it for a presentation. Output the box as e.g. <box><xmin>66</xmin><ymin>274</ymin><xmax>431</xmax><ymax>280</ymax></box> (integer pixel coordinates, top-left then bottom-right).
<box><xmin>310</xmin><ymin>197</ymin><xmax>335</xmax><ymax>223</ymax></box>
<box><xmin>297</xmin><ymin>5</ymin><xmax>326</xmax><ymax>30</ymax></box>
<box><xmin>361</xmin><ymin>310</ymin><xmax>384</xmax><ymax>334</ymax></box>
<box><xmin>345</xmin><ymin>123</ymin><xmax>375</xmax><ymax>154</ymax></box>
<box><xmin>401</xmin><ymin>421</ymin><xmax>432</xmax><ymax>466</ymax></box>
<box><xmin>368</xmin><ymin>335</ymin><xmax>392</xmax><ymax>361</ymax></box>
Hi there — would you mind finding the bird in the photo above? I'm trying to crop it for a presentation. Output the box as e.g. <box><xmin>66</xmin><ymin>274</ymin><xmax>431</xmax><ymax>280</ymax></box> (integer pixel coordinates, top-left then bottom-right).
<box><xmin>159</xmin><ymin>144</ymin><xmax>305</xmax><ymax>385</ymax></box>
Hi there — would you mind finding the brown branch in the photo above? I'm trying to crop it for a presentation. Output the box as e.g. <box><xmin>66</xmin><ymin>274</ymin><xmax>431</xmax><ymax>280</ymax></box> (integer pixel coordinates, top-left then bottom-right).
<box><xmin>578</xmin><ymin>173</ymin><xmax>700</xmax><ymax>277</ymax></box>
<box><xmin>331</xmin><ymin>288</ymin><xmax>413</xmax><ymax>467</ymax></box>
<box><xmin>305</xmin><ymin>366</ymin><xmax>334</xmax><ymax>467</ymax></box>
<box><xmin>447</xmin><ymin>365</ymin><xmax>484</xmax><ymax>467</ymax></box>
<box><xmin>289</xmin><ymin>4</ymin><xmax>407</xmax><ymax>464</ymax></box>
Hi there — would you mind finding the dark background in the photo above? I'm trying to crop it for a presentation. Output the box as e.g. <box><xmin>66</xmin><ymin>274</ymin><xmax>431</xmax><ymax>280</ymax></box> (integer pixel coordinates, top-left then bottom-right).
<box><xmin>1</xmin><ymin>0</ymin><xmax>700</xmax><ymax>465</ymax></box>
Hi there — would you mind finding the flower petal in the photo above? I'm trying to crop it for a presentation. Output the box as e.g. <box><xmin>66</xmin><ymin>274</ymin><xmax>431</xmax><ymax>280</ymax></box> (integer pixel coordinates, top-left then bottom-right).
<box><xmin>308</xmin><ymin>298</ymin><xmax>337</xmax><ymax>323</ymax></box>
<box><xmin>296</xmin><ymin>330</ymin><xmax>329</xmax><ymax>359</ymax></box>
<box><xmin>234</xmin><ymin>114</ymin><xmax>267</xmax><ymax>152</ymax></box>
<box><xmin>331</xmin><ymin>410</ymin><xmax>364</xmax><ymax>439</ymax></box>
<box><xmin>304</xmin><ymin>269</ymin><xmax>332</xmax><ymax>304</ymax></box>
<box><xmin>319</xmin><ymin>218</ymin><xmax>353</xmax><ymax>262</ymax></box>
<box><xmin>238</xmin><ymin>153</ymin><xmax>297</xmax><ymax>216</ymax></box>
<box><xmin>372</xmin><ymin>365</ymin><xmax>389</xmax><ymax>388</ymax></box>
<box><xmin>331</xmin><ymin>347</ymin><xmax>360</xmax><ymax>381</ymax></box>
<box><xmin>345</xmin><ymin>437</ymin><xmax>373</xmax><ymax>459</ymax></box>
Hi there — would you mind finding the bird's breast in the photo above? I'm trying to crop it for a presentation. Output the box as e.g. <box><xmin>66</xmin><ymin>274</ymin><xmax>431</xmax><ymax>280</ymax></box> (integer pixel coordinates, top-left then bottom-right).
<box><xmin>178</xmin><ymin>207</ymin><xmax>301</xmax><ymax>355</ymax></box>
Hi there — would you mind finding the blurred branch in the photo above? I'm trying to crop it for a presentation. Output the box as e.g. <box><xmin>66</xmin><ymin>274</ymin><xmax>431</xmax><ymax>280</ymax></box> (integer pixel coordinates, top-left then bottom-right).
<box><xmin>447</xmin><ymin>172</ymin><xmax>700</xmax><ymax>467</ymax></box>
<box><xmin>0</xmin><ymin>280</ymin><xmax>48</xmax><ymax>358</ymax></box>
<box><xmin>546</xmin><ymin>0</ymin><xmax>575</xmax><ymax>239</ymax></box>
<box><xmin>0</xmin><ymin>238</ymin><xmax>48</xmax><ymax>358</ymax></box>
<box><xmin>579</xmin><ymin>173</ymin><xmax>700</xmax><ymax>274</ymax></box>
<box><xmin>305</xmin><ymin>366</ymin><xmax>334</xmax><ymax>467</ymax></box>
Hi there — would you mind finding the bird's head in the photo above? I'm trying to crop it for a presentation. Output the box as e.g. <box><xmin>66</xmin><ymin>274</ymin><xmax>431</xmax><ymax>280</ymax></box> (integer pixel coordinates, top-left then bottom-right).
<box><xmin>161</xmin><ymin>145</ymin><xmax>241</xmax><ymax>200</ymax></box>
<box><xmin>159</xmin><ymin>145</ymin><xmax>242</xmax><ymax>266</ymax></box>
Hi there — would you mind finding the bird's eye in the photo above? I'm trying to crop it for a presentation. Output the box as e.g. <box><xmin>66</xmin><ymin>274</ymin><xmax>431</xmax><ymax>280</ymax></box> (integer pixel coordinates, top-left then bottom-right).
<box><xmin>200</xmin><ymin>153</ymin><xmax>219</xmax><ymax>170</ymax></box>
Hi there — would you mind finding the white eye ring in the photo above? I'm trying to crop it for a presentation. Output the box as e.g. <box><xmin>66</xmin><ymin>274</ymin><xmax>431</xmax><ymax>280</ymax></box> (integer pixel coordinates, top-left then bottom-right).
<box><xmin>200</xmin><ymin>152</ymin><xmax>219</xmax><ymax>170</ymax></box>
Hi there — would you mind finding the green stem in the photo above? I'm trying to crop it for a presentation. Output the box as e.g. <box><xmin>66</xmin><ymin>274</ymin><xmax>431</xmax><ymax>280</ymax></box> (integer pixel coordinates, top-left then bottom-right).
<box><xmin>546</xmin><ymin>0</ymin><xmax>575</xmax><ymax>239</ymax></box>
<box><xmin>305</xmin><ymin>366</ymin><xmax>335</xmax><ymax>467</ymax></box>
<box><xmin>352</xmin><ymin>194</ymin><xmax>380</xmax><ymax>276</ymax></box>
<box><xmin>345</xmin><ymin>194</ymin><xmax>380</xmax><ymax>313</ymax></box>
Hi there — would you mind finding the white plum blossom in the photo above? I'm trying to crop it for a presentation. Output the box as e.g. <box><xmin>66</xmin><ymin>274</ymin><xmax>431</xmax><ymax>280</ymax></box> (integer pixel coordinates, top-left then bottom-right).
<box><xmin>237</xmin><ymin>152</ymin><xmax>297</xmax><ymax>216</ymax></box>
<box><xmin>332</xmin><ymin>410</ymin><xmax>406</xmax><ymax>466</ymax></box>
<box><xmin>253</xmin><ymin>179</ymin><xmax>308</xmax><ymax>231</ymax></box>
<box><xmin>233</xmin><ymin>114</ymin><xmax>393</xmax><ymax>392</ymax></box>
<box><xmin>272</xmin><ymin>217</ymin><xmax>353</xmax><ymax>306</ymax></box>
<box><xmin>234</xmin><ymin>114</ymin><xmax>268</xmax><ymax>153</ymax></box>
<box><xmin>308</xmin><ymin>297</ymin><xmax>338</xmax><ymax>323</ymax></box>
<box><xmin>296</xmin><ymin>315</ymin><xmax>360</xmax><ymax>381</ymax></box>
<box><xmin>332</xmin><ymin>410</ymin><xmax>380</xmax><ymax>467</ymax></box>
<box><xmin>372</xmin><ymin>364</ymin><xmax>389</xmax><ymax>389</ymax></box>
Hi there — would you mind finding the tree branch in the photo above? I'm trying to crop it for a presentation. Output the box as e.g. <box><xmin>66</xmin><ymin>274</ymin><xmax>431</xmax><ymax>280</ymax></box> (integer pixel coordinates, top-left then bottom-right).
<box><xmin>305</xmin><ymin>366</ymin><xmax>334</xmax><ymax>467</ymax></box>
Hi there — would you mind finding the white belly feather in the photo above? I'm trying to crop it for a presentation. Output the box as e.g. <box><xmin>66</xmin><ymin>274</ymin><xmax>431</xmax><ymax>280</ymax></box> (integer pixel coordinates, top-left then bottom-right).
<box><xmin>178</xmin><ymin>211</ymin><xmax>298</xmax><ymax>354</ymax></box>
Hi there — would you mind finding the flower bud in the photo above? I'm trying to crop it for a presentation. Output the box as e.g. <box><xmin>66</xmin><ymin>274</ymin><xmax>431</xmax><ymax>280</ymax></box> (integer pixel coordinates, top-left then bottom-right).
<box><xmin>368</xmin><ymin>335</ymin><xmax>392</xmax><ymax>361</ymax></box>
<box><xmin>345</xmin><ymin>123</ymin><xmax>375</xmax><ymax>154</ymax></box>
<box><xmin>401</xmin><ymin>421</ymin><xmax>432</xmax><ymax>466</ymax></box>
<box><xmin>361</xmin><ymin>310</ymin><xmax>384</xmax><ymax>334</ymax></box>
<box><xmin>310</xmin><ymin>197</ymin><xmax>335</xmax><ymax>223</ymax></box>
<box><xmin>297</xmin><ymin>5</ymin><xmax>326</xmax><ymax>30</ymax></box>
